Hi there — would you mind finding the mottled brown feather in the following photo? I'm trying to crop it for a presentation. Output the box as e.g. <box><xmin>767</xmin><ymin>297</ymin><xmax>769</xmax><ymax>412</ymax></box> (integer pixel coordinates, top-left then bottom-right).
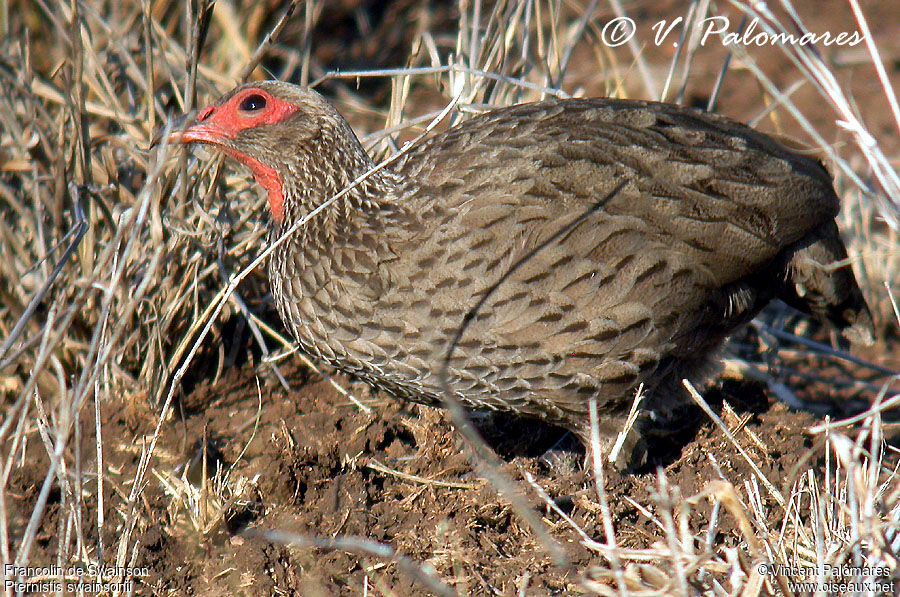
<box><xmin>175</xmin><ymin>82</ymin><xmax>874</xmax><ymax>469</ymax></box>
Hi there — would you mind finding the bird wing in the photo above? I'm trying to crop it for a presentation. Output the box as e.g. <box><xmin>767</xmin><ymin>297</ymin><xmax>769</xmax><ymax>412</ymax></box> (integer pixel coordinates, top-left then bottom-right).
<box><xmin>396</xmin><ymin>98</ymin><xmax>839</xmax><ymax>288</ymax></box>
<box><xmin>364</xmin><ymin>99</ymin><xmax>840</xmax><ymax>415</ymax></box>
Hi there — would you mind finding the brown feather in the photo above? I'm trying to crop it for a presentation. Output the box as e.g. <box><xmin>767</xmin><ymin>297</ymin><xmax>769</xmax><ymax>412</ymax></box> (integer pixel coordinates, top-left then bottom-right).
<box><xmin>174</xmin><ymin>82</ymin><xmax>874</xmax><ymax>469</ymax></box>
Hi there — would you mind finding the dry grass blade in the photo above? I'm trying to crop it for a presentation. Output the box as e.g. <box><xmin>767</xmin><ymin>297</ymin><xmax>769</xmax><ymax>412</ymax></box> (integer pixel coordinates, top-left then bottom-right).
<box><xmin>1</xmin><ymin>1</ymin><xmax>897</xmax><ymax>595</ymax></box>
<box><xmin>365</xmin><ymin>459</ymin><xmax>478</xmax><ymax>490</ymax></box>
<box><xmin>683</xmin><ymin>379</ymin><xmax>786</xmax><ymax>507</ymax></box>
<box><xmin>0</xmin><ymin>186</ymin><xmax>86</xmax><ymax>365</ymax></box>
<box><xmin>246</xmin><ymin>529</ymin><xmax>457</xmax><ymax>597</ymax></box>
<box><xmin>730</xmin><ymin>0</ymin><xmax>900</xmax><ymax>228</ymax></box>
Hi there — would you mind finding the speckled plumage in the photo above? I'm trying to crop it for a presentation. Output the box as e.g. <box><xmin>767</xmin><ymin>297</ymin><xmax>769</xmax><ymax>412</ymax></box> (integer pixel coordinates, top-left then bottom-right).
<box><xmin>174</xmin><ymin>81</ymin><xmax>874</xmax><ymax>469</ymax></box>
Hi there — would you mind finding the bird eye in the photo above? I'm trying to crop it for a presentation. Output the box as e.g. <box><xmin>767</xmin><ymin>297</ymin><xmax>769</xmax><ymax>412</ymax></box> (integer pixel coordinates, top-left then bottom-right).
<box><xmin>239</xmin><ymin>94</ymin><xmax>266</xmax><ymax>112</ymax></box>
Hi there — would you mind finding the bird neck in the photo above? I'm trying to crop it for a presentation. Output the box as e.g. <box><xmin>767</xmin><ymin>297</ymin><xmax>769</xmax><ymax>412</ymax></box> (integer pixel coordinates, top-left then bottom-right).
<box><xmin>265</xmin><ymin>135</ymin><xmax>419</xmax><ymax>287</ymax></box>
<box><xmin>272</xmin><ymin>135</ymin><xmax>401</xmax><ymax>239</ymax></box>
<box><xmin>265</xmin><ymin>143</ymin><xmax>413</xmax><ymax>350</ymax></box>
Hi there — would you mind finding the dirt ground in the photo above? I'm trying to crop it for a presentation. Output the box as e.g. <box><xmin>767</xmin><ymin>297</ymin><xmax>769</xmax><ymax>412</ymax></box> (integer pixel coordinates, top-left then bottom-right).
<box><xmin>5</xmin><ymin>1</ymin><xmax>900</xmax><ymax>595</ymax></box>
<box><xmin>7</xmin><ymin>315</ymin><xmax>898</xmax><ymax>595</ymax></box>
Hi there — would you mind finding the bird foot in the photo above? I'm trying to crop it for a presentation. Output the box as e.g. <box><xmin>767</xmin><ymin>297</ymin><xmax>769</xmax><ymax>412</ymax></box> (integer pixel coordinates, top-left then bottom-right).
<box><xmin>577</xmin><ymin>412</ymin><xmax>650</xmax><ymax>473</ymax></box>
<box><xmin>537</xmin><ymin>432</ymin><xmax>583</xmax><ymax>474</ymax></box>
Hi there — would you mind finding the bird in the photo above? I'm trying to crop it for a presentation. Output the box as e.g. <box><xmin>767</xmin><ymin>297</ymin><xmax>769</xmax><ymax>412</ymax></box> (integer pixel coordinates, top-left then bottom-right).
<box><xmin>166</xmin><ymin>80</ymin><xmax>874</xmax><ymax>470</ymax></box>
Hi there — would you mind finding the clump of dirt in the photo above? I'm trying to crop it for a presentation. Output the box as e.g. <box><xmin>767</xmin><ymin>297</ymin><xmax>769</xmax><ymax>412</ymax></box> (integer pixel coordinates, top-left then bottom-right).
<box><xmin>5</xmin><ymin>2</ymin><xmax>898</xmax><ymax>594</ymax></box>
<box><xmin>6</xmin><ymin>324</ymin><xmax>896</xmax><ymax>595</ymax></box>
<box><xmin>27</xmin><ymin>371</ymin><xmax>864</xmax><ymax>592</ymax></box>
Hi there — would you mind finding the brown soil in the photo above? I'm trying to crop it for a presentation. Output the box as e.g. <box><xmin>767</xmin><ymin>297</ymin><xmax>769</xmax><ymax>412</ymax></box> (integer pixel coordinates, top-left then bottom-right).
<box><xmin>8</xmin><ymin>321</ymin><xmax>898</xmax><ymax>595</ymax></box>
<box><xmin>6</xmin><ymin>1</ymin><xmax>899</xmax><ymax>595</ymax></box>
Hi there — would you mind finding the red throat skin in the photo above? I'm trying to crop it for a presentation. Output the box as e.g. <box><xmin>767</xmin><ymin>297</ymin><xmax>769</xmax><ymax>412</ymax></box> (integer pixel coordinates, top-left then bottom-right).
<box><xmin>175</xmin><ymin>88</ymin><xmax>299</xmax><ymax>223</ymax></box>
<box><xmin>222</xmin><ymin>148</ymin><xmax>286</xmax><ymax>222</ymax></box>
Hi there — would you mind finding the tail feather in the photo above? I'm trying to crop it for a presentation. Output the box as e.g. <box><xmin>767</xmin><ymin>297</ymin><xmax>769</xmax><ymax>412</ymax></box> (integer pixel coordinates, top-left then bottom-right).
<box><xmin>778</xmin><ymin>221</ymin><xmax>875</xmax><ymax>346</ymax></box>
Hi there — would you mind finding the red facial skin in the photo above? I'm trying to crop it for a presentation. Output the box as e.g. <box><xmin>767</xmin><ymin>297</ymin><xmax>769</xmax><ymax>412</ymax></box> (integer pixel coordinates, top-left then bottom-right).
<box><xmin>171</xmin><ymin>87</ymin><xmax>298</xmax><ymax>222</ymax></box>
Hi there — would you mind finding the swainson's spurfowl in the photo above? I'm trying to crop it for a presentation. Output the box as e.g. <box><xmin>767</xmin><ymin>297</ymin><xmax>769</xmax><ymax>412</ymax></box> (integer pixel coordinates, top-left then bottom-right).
<box><xmin>168</xmin><ymin>81</ymin><xmax>874</xmax><ymax>469</ymax></box>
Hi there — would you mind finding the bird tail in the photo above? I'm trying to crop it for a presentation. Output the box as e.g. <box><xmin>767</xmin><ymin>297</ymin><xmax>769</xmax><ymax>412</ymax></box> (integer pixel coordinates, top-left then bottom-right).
<box><xmin>777</xmin><ymin>220</ymin><xmax>875</xmax><ymax>346</ymax></box>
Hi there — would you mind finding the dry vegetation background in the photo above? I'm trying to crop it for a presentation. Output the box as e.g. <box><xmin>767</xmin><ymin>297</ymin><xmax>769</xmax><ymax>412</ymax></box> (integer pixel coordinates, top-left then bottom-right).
<box><xmin>1</xmin><ymin>0</ymin><xmax>900</xmax><ymax>595</ymax></box>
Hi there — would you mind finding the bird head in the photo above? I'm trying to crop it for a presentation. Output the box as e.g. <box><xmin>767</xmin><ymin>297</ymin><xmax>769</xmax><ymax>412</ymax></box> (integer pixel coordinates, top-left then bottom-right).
<box><xmin>165</xmin><ymin>81</ymin><xmax>372</xmax><ymax>224</ymax></box>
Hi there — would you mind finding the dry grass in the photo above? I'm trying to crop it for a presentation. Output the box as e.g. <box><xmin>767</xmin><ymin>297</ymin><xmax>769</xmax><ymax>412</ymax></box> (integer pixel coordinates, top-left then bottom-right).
<box><xmin>1</xmin><ymin>0</ymin><xmax>898</xmax><ymax>595</ymax></box>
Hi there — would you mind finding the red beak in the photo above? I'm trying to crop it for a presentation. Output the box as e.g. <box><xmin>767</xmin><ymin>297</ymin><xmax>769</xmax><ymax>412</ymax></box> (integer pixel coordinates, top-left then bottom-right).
<box><xmin>152</xmin><ymin>111</ymin><xmax>230</xmax><ymax>148</ymax></box>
